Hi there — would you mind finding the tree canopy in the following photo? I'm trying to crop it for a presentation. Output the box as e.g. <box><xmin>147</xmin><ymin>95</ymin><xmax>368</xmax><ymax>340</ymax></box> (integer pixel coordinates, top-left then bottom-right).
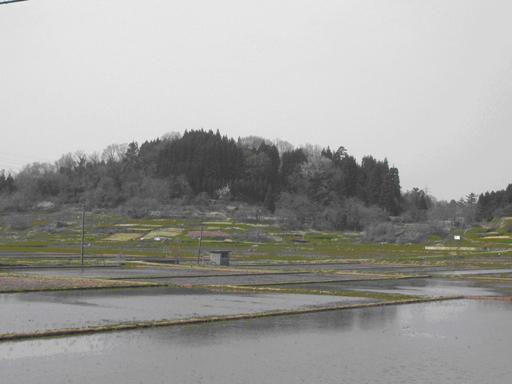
<box><xmin>0</xmin><ymin>130</ymin><xmax>405</xmax><ymax>221</ymax></box>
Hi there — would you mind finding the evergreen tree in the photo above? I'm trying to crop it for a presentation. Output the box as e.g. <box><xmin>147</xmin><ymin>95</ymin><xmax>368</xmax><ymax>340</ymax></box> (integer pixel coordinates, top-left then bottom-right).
<box><xmin>0</xmin><ymin>130</ymin><xmax>407</xmax><ymax>219</ymax></box>
<box><xmin>263</xmin><ymin>185</ymin><xmax>276</xmax><ymax>213</ymax></box>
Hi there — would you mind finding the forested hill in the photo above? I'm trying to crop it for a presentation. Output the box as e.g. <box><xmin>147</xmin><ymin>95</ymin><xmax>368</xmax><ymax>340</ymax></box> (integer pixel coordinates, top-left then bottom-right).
<box><xmin>477</xmin><ymin>184</ymin><xmax>512</xmax><ymax>220</ymax></box>
<box><xmin>0</xmin><ymin>130</ymin><xmax>402</xmax><ymax>219</ymax></box>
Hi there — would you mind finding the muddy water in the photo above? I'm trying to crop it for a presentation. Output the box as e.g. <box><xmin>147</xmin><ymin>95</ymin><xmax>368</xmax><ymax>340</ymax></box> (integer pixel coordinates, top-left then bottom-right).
<box><xmin>0</xmin><ymin>288</ymin><xmax>375</xmax><ymax>334</ymax></box>
<box><xmin>1</xmin><ymin>300</ymin><xmax>511</xmax><ymax>383</ymax></box>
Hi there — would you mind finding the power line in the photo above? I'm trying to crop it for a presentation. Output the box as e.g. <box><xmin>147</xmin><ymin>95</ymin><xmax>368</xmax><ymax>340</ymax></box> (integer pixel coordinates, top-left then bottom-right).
<box><xmin>0</xmin><ymin>159</ymin><xmax>26</xmax><ymax>166</ymax></box>
<box><xmin>0</xmin><ymin>164</ymin><xmax>24</xmax><ymax>171</ymax></box>
<box><xmin>0</xmin><ymin>155</ymin><xmax>26</xmax><ymax>162</ymax></box>
<box><xmin>0</xmin><ymin>0</ymin><xmax>30</xmax><ymax>5</ymax></box>
<box><xmin>0</xmin><ymin>159</ymin><xmax>44</xmax><ymax>169</ymax></box>
<box><xmin>80</xmin><ymin>204</ymin><xmax>85</xmax><ymax>267</ymax></box>
<box><xmin>0</xmin><ymin>149</ymin><xmax>54</xmax><ymax>159</ymax></box>
<box><xmin>0</xmin><ymin>155</ymin><xmax>52</xmax><ymax>164</ymax></box>
<box><xmin>0</xmin><ymin>151</ymin><xmax>56</xmax><ymax>163</ymax></box>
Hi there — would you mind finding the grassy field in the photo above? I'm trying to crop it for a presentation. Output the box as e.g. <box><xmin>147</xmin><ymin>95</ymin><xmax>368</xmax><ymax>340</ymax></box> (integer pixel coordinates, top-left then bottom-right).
<box><xmin>2</xmin><ymin>211</ymin><xmax>511</xmax><ymax>342</ymax></box>
<box><xmin>0</xmin><ymin>210</ymin><xmax>511</xmax><ymax>268</ymax></box>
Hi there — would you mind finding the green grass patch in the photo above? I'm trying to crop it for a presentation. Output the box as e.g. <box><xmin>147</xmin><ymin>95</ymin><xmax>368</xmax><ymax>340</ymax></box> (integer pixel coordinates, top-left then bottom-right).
<box><xmin>103</xmin><ymin>233</ymin><xmax>142</xmax><ymax>241</ymax></box>
<box><xmin>143</xmin><ymin>228</ymin><xmax>184</xmax><ymax>239</ymax></box>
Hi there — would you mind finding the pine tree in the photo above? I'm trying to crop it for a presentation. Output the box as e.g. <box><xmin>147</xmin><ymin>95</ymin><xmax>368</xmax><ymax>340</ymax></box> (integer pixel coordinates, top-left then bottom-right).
<box><xmin>263</xmin><ymin>186</ymin><xmax>276</xmax><ymax>213</ymax></box>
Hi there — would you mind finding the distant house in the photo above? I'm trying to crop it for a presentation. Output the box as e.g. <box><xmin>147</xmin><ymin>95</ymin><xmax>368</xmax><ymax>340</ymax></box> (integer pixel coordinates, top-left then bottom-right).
<box><xmin>209</xmin><ymin>250</ymin><xmax>231</xmax><ymax>266</ymax></box>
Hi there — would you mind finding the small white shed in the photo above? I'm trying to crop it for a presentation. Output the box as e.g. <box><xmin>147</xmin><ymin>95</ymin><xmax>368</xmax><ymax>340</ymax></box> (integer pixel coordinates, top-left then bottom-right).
<box><xmin>209</xmin><ymin>250</ymin><xmax>231</xmax><ymax>266</ymax></box>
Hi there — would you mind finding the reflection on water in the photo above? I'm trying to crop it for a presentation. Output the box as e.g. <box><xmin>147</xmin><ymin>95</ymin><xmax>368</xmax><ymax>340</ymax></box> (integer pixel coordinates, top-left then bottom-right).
<box><xmin>0</xmin><ymin>289</ymin><xmax>371</xmax><ymax>334</ymax></box>
<box><xmin>284</xmin><ymin>277</ymin><xmax>512</xmax><ymax>297</ymax></box>
<box><xmin>1</xmin><ymin>300</ymin><xmax>512</xmax><ymax>384</ymax></box>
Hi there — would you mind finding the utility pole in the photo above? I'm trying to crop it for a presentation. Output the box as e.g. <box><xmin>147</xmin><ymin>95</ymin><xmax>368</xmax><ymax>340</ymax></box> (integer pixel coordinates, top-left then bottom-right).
<box><xmin>197</xmin><ymin>224</ymin><xmax>203</xmax><ymax>264</ymax></box>
<box><xmin>80</xmin><ymin>205</ymin><xmax>85</xmax><ymax>267</ymax></box>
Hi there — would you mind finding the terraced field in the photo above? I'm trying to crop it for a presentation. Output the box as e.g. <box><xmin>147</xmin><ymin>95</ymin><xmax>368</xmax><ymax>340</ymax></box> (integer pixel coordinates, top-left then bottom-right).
<box><xmin>1</xmin><ymin>212</ymin><xmax>511</xmax><ymax>343</ymax></box>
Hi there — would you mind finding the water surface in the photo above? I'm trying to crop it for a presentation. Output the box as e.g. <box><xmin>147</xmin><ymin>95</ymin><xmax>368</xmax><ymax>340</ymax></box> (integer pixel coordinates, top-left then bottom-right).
<box><xmin>1</xmin><ymin>300</ymin><xmax>511</xmax><ymax>383</ymax></box>
<box><xmin>0</xmin><ymin>287</ymin><xmax>372</xmax><ymax>334</ymax></box>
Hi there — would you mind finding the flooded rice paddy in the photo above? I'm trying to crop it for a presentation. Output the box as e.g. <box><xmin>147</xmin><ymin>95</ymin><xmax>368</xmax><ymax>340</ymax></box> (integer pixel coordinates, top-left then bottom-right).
<box><xmin>435</xmin><ymin>268</ymin><xmax>512</xmax><ymax>276</ymax></box>
<box><xmin>18</xmin><ymin>267</ymin><xmax>267</xmax><ymax>278</ymax></box>
<box><xmin>2</xmin><ymin>261</ymin><xmax>512</xmax><ymax>383</ymax></box>
<box><xmin>135</xmin><ymin>273</ymin><xmax>377</xmax><ymax>286</ymax></box>
<box><xmin>239</xmin><ymin>262</ymin><xmax>457</xmax><ymax>273</ymax></box>
<box><xmin>0</xmin><ymin>287</ymin><xmax>375</xmax><ymax>334</ymax></box>
<box><xmin>13</xmin><ymin>266</ymin><xmax>397</xmax><ymax>285</ymax></box>
<box><xmin>1</xmin><ymin>300</ymin><xmax>511</xmax><ymax>384</ymax></box>
<box><xmin>272</xmin><ymin>277</ymin><xmax>512</xmax><ymax>297</ymax></box>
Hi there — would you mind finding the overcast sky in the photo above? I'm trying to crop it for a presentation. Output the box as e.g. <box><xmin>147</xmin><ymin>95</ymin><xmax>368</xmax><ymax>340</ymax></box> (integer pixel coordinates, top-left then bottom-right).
<box><xmin>1</xmin><ymin>0</ymin><xmax>511</xmax><ymax>200</ymax></box>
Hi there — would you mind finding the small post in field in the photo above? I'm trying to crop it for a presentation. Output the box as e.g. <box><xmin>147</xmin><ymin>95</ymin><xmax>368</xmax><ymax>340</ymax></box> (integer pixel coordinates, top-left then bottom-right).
<box><xmin>197</xmin><ymin>224</ymin><xmax>204</xmax><ymax>264</ymax></box>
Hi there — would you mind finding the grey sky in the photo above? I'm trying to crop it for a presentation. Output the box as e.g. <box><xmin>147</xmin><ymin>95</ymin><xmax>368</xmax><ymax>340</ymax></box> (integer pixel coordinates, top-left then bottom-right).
<box><xmin>1</xmin><ymin>0</ymin><xmax>511</xmax><ymax>200</ymax></box>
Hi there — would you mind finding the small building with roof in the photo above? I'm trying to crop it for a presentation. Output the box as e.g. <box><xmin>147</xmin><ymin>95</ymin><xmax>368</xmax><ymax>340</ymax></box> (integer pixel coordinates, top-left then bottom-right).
<box><xmin>208</xmin><ymin>250</ymin><xmax>231</xmax><ymax>266</ymax></box>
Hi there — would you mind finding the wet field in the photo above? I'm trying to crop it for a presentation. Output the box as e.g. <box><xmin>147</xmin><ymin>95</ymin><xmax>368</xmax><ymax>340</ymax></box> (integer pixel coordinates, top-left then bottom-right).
<box><xmin>16</xmin><ymin>267</ymin><xmax>269</xmax><ymax>278</ymax></box>
<box><xmin>435</xmin><ymin>268</ymin><xmax>512</xmax><ymax>276</ymax></box>
<box><xmin>238</xmin><ymin>262</ymin><xmax>458</xmax><ymax>273</ymax></box>
<box><xmin>2</xmin><ymin>261</ymin><xmax>512</xmax><ymax>383</ymax></box>
<box><xmin>1</xmin><ymin>300</ymin><xmax>511</xmax><ymax>384</ymax></box>
<box><xmin>266</xmin><ymin>277</ymin><xmax>512</xmax><ymax>297</ymax></box>
<box><xmin>135</xmin><ymin>273</ymin><xmax>384</xmax><ymax>286</ymax></box>
<box><xmin>0</xmin><ymin>287</ymin><xmax>376</xmax><ymax>334</ymax></box>
<box><xmin>11</xmin><ymin>266</ymin><xmax>404</xmax><ymax>286</ymax></box>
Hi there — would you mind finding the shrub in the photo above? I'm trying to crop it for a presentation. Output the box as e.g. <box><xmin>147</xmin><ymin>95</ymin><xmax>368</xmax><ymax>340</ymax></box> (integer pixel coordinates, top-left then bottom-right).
<box><xmin>363</xmin><ymin>221</ymin><xmax>448</xmax><ymax>244</ymax></box>
<box><xmin>3</xmin><ymin>214</ymin><xmax>33</xmax><ymax>230</ymax></box>
<box><xmin>275</xmin><ymin>193</ymin><xmax>317</xmax><ymax>229</ymax></box>
<box><xmin>121</xmin><ymin>197</ymin><xmax>160</xmax><ymax>218</ymax></box>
